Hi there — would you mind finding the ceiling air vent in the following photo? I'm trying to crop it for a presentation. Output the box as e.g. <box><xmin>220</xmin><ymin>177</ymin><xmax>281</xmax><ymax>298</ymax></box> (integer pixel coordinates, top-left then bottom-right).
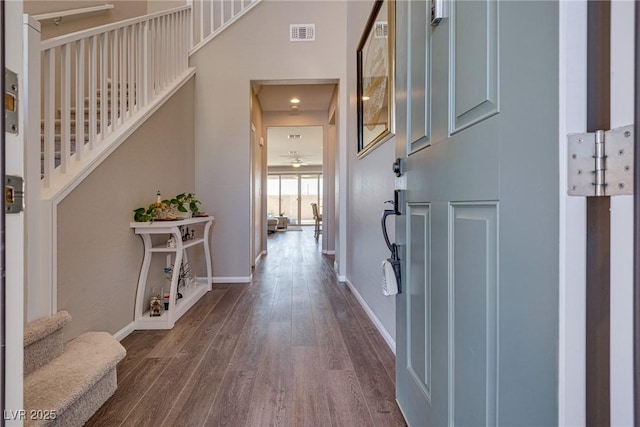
<box><xmin>374</xmin><ymin>21</ymin><xmax>388</xmax><ymax>38</ymax></box>
<box><xmin>290</xmin><ymin>24</ymin><xmax>315</xmax><ymax>41</ymax></box>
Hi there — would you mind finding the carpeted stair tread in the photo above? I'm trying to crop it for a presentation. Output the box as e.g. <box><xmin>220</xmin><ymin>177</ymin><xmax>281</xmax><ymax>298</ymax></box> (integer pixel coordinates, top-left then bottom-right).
<box><xmin>24</xmin><ymin>311</ymin><xmax>71</xmax><ymax>347</ymax></box>
<box><xmin>24</xmin><ymin>311</ymin><xmax>72</xmax><ymax>376</ymax></box>
<box><xmin>24</xmin><ymin>332</ymin><xmax>126</xmax><ymax>425</ymax></box>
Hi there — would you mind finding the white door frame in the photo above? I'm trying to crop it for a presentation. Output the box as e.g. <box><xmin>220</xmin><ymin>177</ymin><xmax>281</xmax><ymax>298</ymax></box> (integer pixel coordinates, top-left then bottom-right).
<box><xmin>558</xmin><ymin>1</ymin><xmax>635</xmax><ymax>423</ymax></box>
<box><xmin>5</xmin><ymin>0</ymin><xmax>26</xmax><ymax>420</ymax></box>
<box><xmin>558</xmin><ymin>2</ymin><xmax>587</xmax><ymax>424</ymax></box>
<box><xmin>609</xmin><ymin>1</ymin><xmax>634</xmax><ymax>424</ymax></box>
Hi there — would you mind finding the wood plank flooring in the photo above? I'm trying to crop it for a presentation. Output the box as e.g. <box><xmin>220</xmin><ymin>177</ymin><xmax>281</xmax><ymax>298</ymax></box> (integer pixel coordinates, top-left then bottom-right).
<box><xmin>86</xmin><ymin>227</ymin><xmax>406</xmax><ymax>427</ymax></box>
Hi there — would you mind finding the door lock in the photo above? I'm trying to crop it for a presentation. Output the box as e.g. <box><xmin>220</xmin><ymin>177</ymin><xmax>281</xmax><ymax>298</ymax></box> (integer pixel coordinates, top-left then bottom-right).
<box><xmin>5</xmin><ymin>175</ymin><xmax>24</xmax><ymax>214</ymax></box>
<box><xmin>392</xmin><ymin>158</ymin><xmax>403</xmax><ymax>177</ymax></box>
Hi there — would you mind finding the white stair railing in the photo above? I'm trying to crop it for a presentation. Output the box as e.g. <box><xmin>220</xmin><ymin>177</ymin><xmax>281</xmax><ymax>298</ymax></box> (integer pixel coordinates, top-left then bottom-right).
<box><xmin>40</xmin><ymin>6</ymin><xmax>192</xmax><ymax>188</ymax></box>
<box><xmin>189</xmin><ymin>0</ymin><xmax>262</xmax><ymax>54</ymax></box>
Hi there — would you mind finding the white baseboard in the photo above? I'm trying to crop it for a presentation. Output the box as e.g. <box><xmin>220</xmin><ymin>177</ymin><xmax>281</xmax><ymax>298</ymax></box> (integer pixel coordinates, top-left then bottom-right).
<box><xmin>255</xmin><ymin>251</ymin><xmax>265</xmax><ymax>266</ymax></box>
<box><xmin>322</xmin><ymin>250</ymin><xmax>336</xmax><ymax>255</ymax></box>
<box><xmin>344</xmin><ymin>278</ymin><xmax>396</xmax><ymax>354</ymax></box>
<box><xmin>113</xmin><ymin>321</ymin><xmax>135</xmax><ymax>342</ymax></box>
<box><xmin>212</xmin><ymin>276</ymin><xmax>252</xmax><ymax>284</ymax></box>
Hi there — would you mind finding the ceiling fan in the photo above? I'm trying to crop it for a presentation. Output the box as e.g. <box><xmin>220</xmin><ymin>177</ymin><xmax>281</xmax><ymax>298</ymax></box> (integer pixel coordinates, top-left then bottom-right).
<box><xmin>282</xmin><ymin>151</ymin><xmax>308</xmax><ymax>167</ymax></box>
<box><xmin>289</xmin><ymin>157</ymin><xmax>308</xmax><ymax>168</ymax></box>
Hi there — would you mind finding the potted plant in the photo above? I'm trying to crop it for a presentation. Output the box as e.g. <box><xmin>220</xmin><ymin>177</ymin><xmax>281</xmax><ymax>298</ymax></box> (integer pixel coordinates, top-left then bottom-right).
<box><xmin>133</xmin><ymin>192</ymin><xmax>201</xmax><ymax>222</ymax></box>
<box><xmin>169</xmin><ymin>193</ymin><xmax>201</xmax><ymax>218</ymax></box>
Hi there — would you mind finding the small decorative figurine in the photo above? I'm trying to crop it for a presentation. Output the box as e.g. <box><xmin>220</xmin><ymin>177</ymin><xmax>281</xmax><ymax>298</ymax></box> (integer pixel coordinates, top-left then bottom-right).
<box><xmin>167</xmin><ymin>235</ymin><xmax>176</xmax><ymax>248</ymax></box>
<box><xmin>150</xmin><ymin>295</ymin><xmax>163</xmax><ymax>316</ymax></box>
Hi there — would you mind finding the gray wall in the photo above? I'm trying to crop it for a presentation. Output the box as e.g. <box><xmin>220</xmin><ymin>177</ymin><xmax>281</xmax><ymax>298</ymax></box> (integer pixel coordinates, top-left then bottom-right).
<box><xmin>345</xmin><ymin>0</ymin><xmax>397</xmax><ymax>342</ymax></box>
<box><xmin>57</xmin><ymin>79</ymin><xmax>195</xmax><ymax>339</ymax></box>
<box><xmin>190</xmin><ymin>0</ymin><xmax>347</xmax><ymax>281</ymax></box>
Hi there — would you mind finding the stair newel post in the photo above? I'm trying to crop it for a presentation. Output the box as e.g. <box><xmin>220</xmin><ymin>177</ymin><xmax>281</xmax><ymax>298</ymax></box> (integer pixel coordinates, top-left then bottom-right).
<box><xmin>75</xmin><ymin>38</ymin><xmax>85</xmax><ymax>162</ymax></box>
<box><xmin>60</xmin><ymin>44</ymin><xmax>71</xmax><ymax>174</ymax></box>
<box><xmin>88</xmin><ymin>35</ymin><xmax>97</xmax><ymax>151</ymax></box>
<box><xmin>42</xmin><ymin>48</ymin><xmax>55</xmax><ymax>187</ymax></box>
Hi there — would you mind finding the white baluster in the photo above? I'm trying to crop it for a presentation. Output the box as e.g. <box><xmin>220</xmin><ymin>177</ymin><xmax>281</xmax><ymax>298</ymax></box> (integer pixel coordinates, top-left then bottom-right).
<box><xmin>60</xmin><ymin>44</ymin><xmax>71</xmax><ymax>174</ymax></box>
<box><xmin>148</xmin><ymin>20</ymin><xmax>155</xmax><ymax>98</ymax></box>
<box><xmin>119</xmin><ymin>27</ymin><xmax>126</xmax><ymax>126</ymax></box>
<box><xmin>43</xmin><ymin>49</ymin><xmax>55</xmax><ymax>187</ymax></box>
<box><xmin>89</xmin><ymin>35</ymin><xmax>97</xmax><ymax>151</ymax></box>
<box><xmin>161</xmin><ymin>16</ymin><xmax>167</xmax><ymax>89</ymax></box>
<box><xmin>127</xmin><ymin>24</ymin><xmax>135</xmax><ymax>116</ymax></box>
<box><xmin>111</xmin><ymin>29</ymin><xmax>119</xmax><ymax>133</ymax></box>
<box><xmin>200</xmin><ymin>0</ymin><xmax>205</xmax><ymax>45</ymax></box>
<box><xmin>209</xmin><ymin>0</ymin><xmax>214</xmax><ymax>38</ymax></box>
<box><xmin>220</xmin><ymin>0</ymin><xmax>224</xmax><ymax>28</ymax></box>
<box><xmin>75</xmin><ymin>39</ymin><xmax>85</xmax><ymax>161</ymax></box>
<box><xmin>142</xmin><ymin>21</ymin><xmax>150</xmax><ymax>106</ymax></box>
<box><xmin>136</xmin><ymin>23</ymin><xmax>147</xmax><ymax>108</ymax></box>
<box><xmin>100</xmin><ymin>32</ymin><xmax>108</xmax><ymax>140</ymax></box>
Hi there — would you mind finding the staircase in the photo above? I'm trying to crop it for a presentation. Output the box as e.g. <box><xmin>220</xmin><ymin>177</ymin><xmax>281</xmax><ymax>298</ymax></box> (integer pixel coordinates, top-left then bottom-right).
<box><xmin>40</xmin><ymin>81</ymin><xmax>130</xmax><ymax>176</ymax></box>
<box><xmin>23</xmin><ymin>311</ymin><xmax>126</xmax><ymax>427</ymax></box>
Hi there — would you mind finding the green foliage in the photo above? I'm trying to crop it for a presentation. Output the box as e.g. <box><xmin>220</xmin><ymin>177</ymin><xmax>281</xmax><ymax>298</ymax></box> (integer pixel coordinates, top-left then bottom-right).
<box><xmin>133</xmin><ymin>192</ymin><xmax>201</xmax><ymax>222</ymax></box>
<box><xmin>172</xmin><ymin>193</ymin><xmax>201</xmax><ymax>214</ymax></box>
<box><xmin>133</xmin><ymin>204</ymin><xmax>158</xmax><ymax>222</ymax></box>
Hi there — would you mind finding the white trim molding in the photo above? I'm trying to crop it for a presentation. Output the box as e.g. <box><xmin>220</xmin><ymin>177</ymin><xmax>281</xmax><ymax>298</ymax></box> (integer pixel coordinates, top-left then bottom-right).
<box><xmin>113</xmin><ymin>321</ymin><xmax>135</xmax><ymax>342</ymax></box>
<box><xmin>212</xmin><ymin>276</ymin><xmax>252</xmax><ymax>284</ymax></box>
<box><xmin>345</xmin><ymin>278</ymin><xmax>396</xmax><ymax>354</ymax></box>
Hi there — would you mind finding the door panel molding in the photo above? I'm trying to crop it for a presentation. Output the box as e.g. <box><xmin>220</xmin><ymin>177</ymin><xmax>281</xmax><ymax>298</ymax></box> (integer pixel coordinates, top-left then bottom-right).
<box><xmin>448</xmin><ymin>202</ymin><xmax>499</xmax><ymax>426</ymax></box>
<box><xmin>449</xmin><ymin>0</ymin><xmax>499</xmax><ymax>134</ymax></box>
<box><xmin>406</xmin><ymin>203</ymin><xmax>432</xmax><ymax>402</ymax></box>
<box><xmin>406</xmin><ymin>0</ymin><xmax>431</xmax><ymax>155</ymax></box>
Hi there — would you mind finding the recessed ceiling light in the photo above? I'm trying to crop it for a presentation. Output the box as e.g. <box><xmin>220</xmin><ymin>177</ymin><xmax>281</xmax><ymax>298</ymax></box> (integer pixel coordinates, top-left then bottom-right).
<box><xmin>290</xmin><ymin>98</ymin><xmax>301</xmax><ymax>104</ymax></box>
<box><xmin>362</xmin><ymin>96</ymin><xmax>370</xmax><ymax>101</ymax></box>
<box><xmin>292</xmin><ymin>163</ymin><xmax>302</xmax><ymax>168</ymax></box>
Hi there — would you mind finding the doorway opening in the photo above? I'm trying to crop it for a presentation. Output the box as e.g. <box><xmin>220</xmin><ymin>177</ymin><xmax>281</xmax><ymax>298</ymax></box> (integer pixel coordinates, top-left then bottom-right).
<box><xmin>250</xmin><ymin>80</ymin><xmax>338</xmax><ymax>260</ymax></box>
<box><xmin>266</xmin><ymin>125</ymin><xmax>323</xmax><ymax>228</ymax></box>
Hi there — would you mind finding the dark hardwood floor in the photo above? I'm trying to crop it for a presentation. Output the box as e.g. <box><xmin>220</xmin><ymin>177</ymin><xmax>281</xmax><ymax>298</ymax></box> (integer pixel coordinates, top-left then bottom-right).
<box><xmin>87</xmin><ymin>227</ymin><xmax>406</xmax><ymax>427</ymax></box>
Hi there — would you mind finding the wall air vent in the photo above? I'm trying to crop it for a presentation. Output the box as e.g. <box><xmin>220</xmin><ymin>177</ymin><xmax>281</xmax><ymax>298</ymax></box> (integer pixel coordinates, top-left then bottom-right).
<box><xmin>374</xmin><ymin>21</ymin><xmax>388</xmax><ymax>38</ymax></box>
<box><xmin>290</xmin><ymin>24</ymin><xmax>315</xmax><ymax>41</ymax></box>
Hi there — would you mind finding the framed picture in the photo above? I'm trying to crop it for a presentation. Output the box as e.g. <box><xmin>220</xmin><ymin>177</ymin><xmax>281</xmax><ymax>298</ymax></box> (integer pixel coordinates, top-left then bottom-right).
<box><xmin>357</xmin><ymin>0</ymin><xmax>395</xmax><ymax>158</ymax></box>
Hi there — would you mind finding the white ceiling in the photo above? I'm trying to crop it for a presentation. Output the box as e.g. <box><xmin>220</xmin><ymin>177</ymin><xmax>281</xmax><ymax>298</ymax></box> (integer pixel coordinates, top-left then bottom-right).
<box><xmin>267</xmin><ymin>126</ymin><xmax>324</xmax><ymax>167</ymax></box>
<box><xmin>255</xmin><ymin>83</ymin><xmax>336</xmax><ymax>167</ymax></box>
<box><xmin>257</xmin><ymin>84</ymin><xmax>336</xmax><ymax>112</ymax></box>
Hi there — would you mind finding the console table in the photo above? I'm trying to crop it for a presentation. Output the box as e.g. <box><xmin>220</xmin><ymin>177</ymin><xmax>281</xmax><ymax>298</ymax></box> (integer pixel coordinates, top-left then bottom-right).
<box><xmin>130</xmin><ymin>216</ymin><xmax>213</xmax><ymax>329</ymax></box>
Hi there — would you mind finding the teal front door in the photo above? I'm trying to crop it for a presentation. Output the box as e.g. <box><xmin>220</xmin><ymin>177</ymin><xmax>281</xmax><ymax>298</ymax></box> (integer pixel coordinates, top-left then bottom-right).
<box><xmin>394</xmin><ymin>1</ymin><xmax>560</xmax><ymax>425</ymax></box>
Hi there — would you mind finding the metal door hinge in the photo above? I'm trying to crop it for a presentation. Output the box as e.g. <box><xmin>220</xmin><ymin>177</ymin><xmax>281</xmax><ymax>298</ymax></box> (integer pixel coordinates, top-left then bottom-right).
<box><xmin>567</xmin><ymin>124</ymin><xmax>634</xmax><ymax>196</ymax></box>
<box><xmin>5</xmin><ymin>175</ymin><xmax>24</xmax><ymax>214</ymax></box>
<box><xmin>5</xmin><ymin>68</ymin><xmax>18</xmax><ymax>135</ymax></box>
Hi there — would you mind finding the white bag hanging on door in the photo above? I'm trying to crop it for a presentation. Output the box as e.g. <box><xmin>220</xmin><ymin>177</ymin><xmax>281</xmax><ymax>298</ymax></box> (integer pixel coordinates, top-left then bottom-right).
<box><xmin>382</xmin><ymin>259</ymin><xmax>398</xmax><ymax>296</ymax></box>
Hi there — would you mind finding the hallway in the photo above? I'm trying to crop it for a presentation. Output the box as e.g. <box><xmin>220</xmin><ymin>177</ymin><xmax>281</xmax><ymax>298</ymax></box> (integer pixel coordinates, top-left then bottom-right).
<box><xmin>86</xmin><ymin>227</ymin><xmax>406</xmax><ymax>426</ymax></box>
